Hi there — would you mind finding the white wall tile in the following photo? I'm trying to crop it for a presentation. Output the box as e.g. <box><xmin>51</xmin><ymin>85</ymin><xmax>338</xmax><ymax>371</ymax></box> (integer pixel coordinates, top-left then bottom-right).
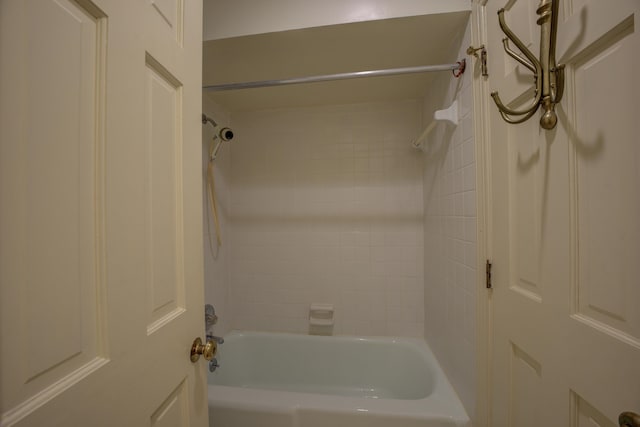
<box><xmin>421</xmin><ymin>20</ymin><xmax>477</xmax><ymax>420</ymax></box>
<box><xmin>228</xmin><ymin>100</ymin><xmax>424</xmax><ymax>338</ymax></box>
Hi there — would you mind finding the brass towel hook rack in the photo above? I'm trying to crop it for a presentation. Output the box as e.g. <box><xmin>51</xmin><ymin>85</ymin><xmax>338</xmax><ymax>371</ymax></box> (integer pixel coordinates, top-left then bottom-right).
<box><xmin>491</xmin><ymin>0</ymin><xmax>565</xmax><ymax>130</ymax></box>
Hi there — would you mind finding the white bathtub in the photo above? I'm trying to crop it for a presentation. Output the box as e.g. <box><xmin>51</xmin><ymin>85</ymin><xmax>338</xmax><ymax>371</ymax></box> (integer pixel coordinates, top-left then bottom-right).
<box><xmin>207</xmin><ymin>331</ymin><xmax>470</xmax><ymax>427</ymax></box>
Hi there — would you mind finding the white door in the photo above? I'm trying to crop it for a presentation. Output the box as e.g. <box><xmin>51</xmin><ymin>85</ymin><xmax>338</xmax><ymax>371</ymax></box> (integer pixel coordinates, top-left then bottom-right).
<box><xmin>0</xmin><ymin>1</ymin><xmax>207</xmax><ymax>426</ymax></box>
<box><xmin>484</xmin><ymin>0</ymin><xmax>640</xmax><ymax>425</ymax></box>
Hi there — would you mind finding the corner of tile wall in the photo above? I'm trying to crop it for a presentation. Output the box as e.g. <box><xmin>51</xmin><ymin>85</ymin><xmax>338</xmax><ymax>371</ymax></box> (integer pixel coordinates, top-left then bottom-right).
<box><xmin>421</xmin><ymin>19</ymin><xmax>477</xmax><ymax>419</ymax></box>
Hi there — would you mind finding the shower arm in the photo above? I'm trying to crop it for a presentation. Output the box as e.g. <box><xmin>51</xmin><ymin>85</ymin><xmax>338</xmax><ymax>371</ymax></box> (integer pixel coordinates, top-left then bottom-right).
<box><xmin>202</xmin><ymin>113</ymin><xmax>218</xmax><ymax>127</ymax></box>
<box><xmin>202</xmin><ymin>113</ymin><xmax>222</xmax><ymax>160</ymax></box>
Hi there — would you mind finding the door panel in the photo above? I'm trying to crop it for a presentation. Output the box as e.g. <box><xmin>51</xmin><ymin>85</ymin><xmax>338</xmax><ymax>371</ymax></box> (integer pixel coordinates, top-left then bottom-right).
<box><xmin>485</xmin><ymin>0</ymin><xmax>640</xmax><ymax>425</ymax></box>
<box><xmin>571</xmin><ymin>390</ymin><xmax>617</xmax><ymax>427</ymax></box>
<box><xmin>150</xmin><ymin>380</ymin><xmax>190</xmax><ymax>427</ymax></box>
<box><xmin>0</xmin><ymin>0</ymin><xmax>109</xmax><ymax>417</ymax></box>
<box><xmin>0</xmin><ymin>0</ymin><xmax>206</xmax><ymax>425</ymax></box>
<box><xmin>508</xmin><ymin>342</ymin><xmax>543</xmax><ymax>427</ymax></box>
<box><xmin>564</xmin><ymin>2</ymin><xmax>640</xmax><ymax>418</ymax></box>
<box><xmin>144</xmin><ymin>53</ymin><xmax>186</xmax><ymax>334</ymax></box>
<box><xmin>149</xmin><ymin>0</ymin><xmax>184</xmax><ymax>44</ymax></box>
<box><xmin>511</xmin><ymin>117</ymin><xmax>543</xmax><ymax>304</ymax></box>
<box><xmin>570</xmin><ymin>18</ymin><xmax>639</xmax><ymax>344</ymax></box>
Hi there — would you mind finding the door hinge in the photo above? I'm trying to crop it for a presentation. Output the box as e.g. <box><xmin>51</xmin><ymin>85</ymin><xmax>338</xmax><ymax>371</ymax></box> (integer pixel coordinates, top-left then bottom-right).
<box><xmin>486</xmin><ymin>260</ymin><xmax>492</xmax><ymax>289</ymax></box>
<box><xmin>466</xmin><ymin>44</ymin><xmax>488</xmax><ymax>77</ymax></box>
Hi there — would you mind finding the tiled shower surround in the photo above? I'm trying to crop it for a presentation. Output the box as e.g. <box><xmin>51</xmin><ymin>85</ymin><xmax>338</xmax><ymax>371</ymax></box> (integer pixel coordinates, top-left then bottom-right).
<box><xmin>202</xmin><ymin>21</ymin><xmax>476</xmax><ymax>419</ymax></box>
<box><xmin>227</xmin><ymin>101</ymin><xmax>425</xmax><ymax>337</ymax></box>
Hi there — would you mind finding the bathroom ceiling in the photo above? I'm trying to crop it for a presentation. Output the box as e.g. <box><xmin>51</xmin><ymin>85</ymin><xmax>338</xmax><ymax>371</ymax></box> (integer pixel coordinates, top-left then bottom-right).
<box><xmin>202</xmin><ymin>11</ymin><xmax>470</xmax><ymax>112</ymax></box>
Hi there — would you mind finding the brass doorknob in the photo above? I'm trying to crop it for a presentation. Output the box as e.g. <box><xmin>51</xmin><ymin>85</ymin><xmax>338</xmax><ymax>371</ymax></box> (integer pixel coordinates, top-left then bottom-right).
<box><xmin>620</xmin><ymin>412</ymin><xmax>640</xmax><ymax>427</ymax></box>
<box><xmin>190</xmin><ymin>337</ymin><xmax>217</xmax><ymax>362</ymax></box>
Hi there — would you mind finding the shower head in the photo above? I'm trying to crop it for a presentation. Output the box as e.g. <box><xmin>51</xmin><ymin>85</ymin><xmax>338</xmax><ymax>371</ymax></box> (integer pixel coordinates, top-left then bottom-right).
<box><xmin>216</xmin><ymin>127</ymin><xmax>234</xmax><ymax>142</ymax></box>
<box><xmin>202</xmin><ymin>113</ymin><xmax>234</xmax><ymax>142</ymax></box>
<box><xmin>208</xmin><ymin>125</ymin><xmax>234</xmax><ymax>160</ymax></box>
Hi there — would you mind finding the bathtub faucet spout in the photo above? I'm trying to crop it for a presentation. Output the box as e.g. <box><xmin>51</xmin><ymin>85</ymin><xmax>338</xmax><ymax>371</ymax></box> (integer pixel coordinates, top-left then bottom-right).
<box><xmin>209</xmin><ymin>357</ymin><xmax>220</xmax><ymax>372</ymax></box>
<box><xmin>207</xmin><ymin>334</ymin><xmax>224</xmax><ymax>345</ymax></box>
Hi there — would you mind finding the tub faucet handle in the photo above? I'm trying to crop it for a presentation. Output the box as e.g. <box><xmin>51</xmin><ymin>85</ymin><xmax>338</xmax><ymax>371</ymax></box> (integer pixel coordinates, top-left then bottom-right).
<box><xmin>209</xmin><ymin>358</ymin><xmax>220</xmax><ymax>372</ymax></box>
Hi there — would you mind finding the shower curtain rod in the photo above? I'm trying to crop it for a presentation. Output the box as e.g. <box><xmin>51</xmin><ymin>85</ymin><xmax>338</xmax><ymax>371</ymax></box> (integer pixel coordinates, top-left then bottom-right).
<box><xmin>203</xmin><ymin>60</ymin><xmax>465</xmax><ymax>91</ymax></box>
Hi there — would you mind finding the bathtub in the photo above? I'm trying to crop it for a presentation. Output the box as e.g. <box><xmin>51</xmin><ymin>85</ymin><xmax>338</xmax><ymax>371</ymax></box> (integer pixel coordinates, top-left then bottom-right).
<box><xmin>207</xmin><ymin>331</ymin><xmax>470</xmax><ymax>427</ymax></box>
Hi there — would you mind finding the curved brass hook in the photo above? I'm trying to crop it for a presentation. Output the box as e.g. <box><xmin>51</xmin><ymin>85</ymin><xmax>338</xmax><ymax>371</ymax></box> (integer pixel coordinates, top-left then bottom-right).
<box><xmin>547</xmin><ymin>0</ymin><xmax>564</xmax><ymax>104</ymax></box>
<box><xmin>490</xmin><ymin>89</ymin><xmax>539</xmax><ymax>118</ymax></box>
<box><xmin>498</xmin><ymin>8</ymin><xmax>540</xmax><ymax>70</ymax></box>
<box><xmin>491</xmin><ymin>8</ymin><xmax>543</xmax><ymax>118</ymax></box>
<box><xmin>490</xmin><ymin>0</ymin><xmax>565</xmax><ymax>130</ymax></box>
<box><xmin>552</xmin><ymin>64</ymin><xmax>565</xmax><ymax>103</ymax></box>
<box><xmin>502</xmin><ymin>38</ymin><xmax>536</xmax><ymax>73</ymax></box>
<box><xmin>498</xmin><ymin>102</ymin><xmax>540</xmax><ymax>125</ymax></box>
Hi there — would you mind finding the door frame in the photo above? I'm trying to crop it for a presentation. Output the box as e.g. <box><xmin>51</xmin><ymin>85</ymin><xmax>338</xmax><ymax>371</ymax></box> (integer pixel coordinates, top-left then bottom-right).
<box><xmin>470</xmin><ymin>1</ymin><xmax>492</xmax><ymax>426</ymax></box>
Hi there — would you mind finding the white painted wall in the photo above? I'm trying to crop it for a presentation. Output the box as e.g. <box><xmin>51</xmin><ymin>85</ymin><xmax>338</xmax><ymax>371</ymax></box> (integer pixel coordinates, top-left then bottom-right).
<box><xmin>204</xmin><ymin>0</ymin><xmax>471</xmax><ymax>40</ymax></box>
<box><xmin>421</xmin><ymin>19</ymin><xmax>477</xmax><ymax>420</ymax></box>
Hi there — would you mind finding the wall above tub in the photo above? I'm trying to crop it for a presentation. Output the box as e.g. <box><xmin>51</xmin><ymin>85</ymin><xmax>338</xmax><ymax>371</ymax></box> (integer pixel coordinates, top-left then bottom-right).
<box><xmin>203</xmin><ymin>0</ymin><xmax>471</xmax><ymax>41</ymax></box>
<box><xmin>203</xmin><ymin>11</ymin><xmax>470</xmax><ymax>112</ymax></box>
